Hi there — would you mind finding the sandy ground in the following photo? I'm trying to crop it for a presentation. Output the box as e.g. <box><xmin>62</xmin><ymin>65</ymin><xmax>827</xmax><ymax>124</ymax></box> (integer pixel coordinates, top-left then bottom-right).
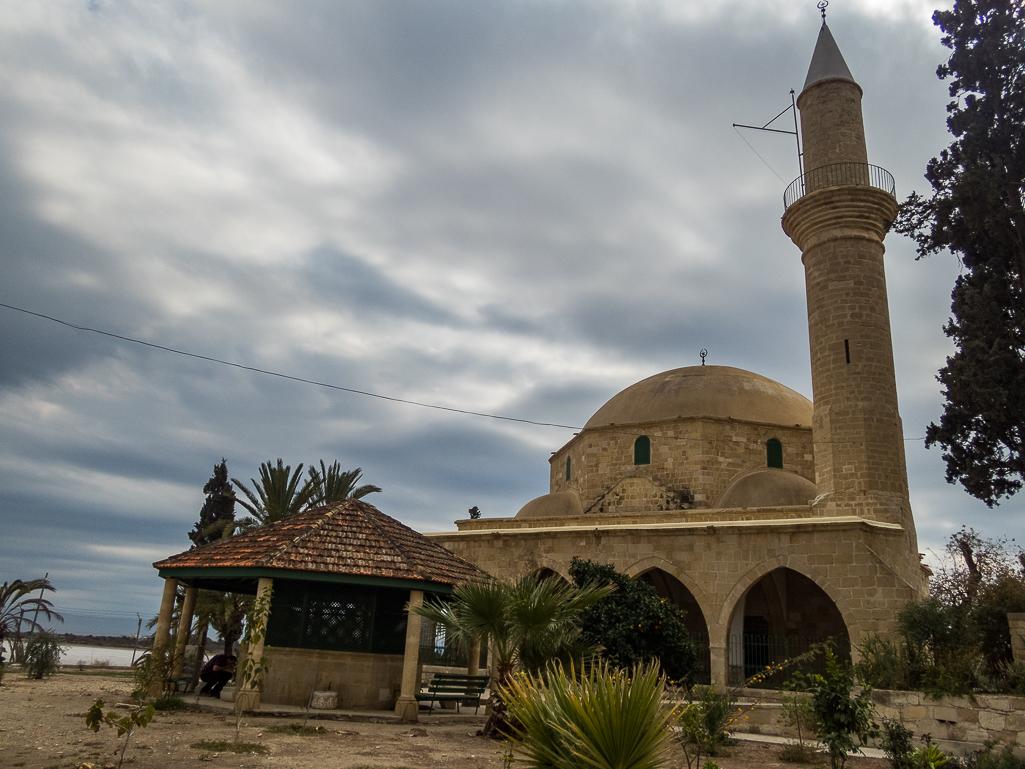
<box><xmin>0</xmin><ymin>670</ymin><xmax>892</xmax><ymax>769</ymax></box>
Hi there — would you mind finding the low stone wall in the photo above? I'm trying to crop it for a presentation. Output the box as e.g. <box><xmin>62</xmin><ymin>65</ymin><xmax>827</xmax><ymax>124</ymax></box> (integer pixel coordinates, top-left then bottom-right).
<box><xmin>728</xmin><ymin>687</ymin><xmax>1025</xmax><ymax>756</ymax></box>
<box><xmin>259</xmin><ymin>646</ymin><xmax>404</xmax><ymax>709</ymax></box>
<box><xmin>872</xmin><ymin>690</ymin><xmax>1025</xmax><ymax>754</ymax></box>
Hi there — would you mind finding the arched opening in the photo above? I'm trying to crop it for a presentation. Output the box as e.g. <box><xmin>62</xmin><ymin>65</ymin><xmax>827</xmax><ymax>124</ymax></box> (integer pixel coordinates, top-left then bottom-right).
<box><xmin>726</xmin><ymin>567</ymin><xmax>849</xmax><ymax>686</ymax></box>
<box><xmin>534</xmin><ymin>568</ymin><xmax>568</xmax><ymax>584</ymax></box>
<box><xmin>634</xmin><ymin>435</ymin><xmax>651</xmax><ymax>465</ymax></box>
<box><xmin>637</xmin><ymin>568</ymin><xmax>710</xmax><ymax>684</ymax></box>
<box><xmin>566</xmin><ymin>455</ymin><xmax>571</xmax><ymax>481</ymax></box>
<box><xmin>766</xmin><ymin>438</ymin><xmax>783</xmax><ymax>469</ymax></box>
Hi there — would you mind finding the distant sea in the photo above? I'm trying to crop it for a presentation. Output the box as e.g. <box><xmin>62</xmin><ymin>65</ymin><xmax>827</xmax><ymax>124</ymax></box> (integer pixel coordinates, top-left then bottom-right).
<box><xmin>62</xmin><ymin>644</ymin><xmax>144</xmax><ymax>667</ymax></box>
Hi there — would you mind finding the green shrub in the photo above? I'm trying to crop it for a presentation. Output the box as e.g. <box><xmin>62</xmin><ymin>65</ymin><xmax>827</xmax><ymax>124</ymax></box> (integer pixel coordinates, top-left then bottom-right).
<box><xmin>504</xmin><ymin>659</ymin><xmax>675</xmax><ymax>769</ymax></box>
<box><xmin>880</xmin><ymin>718</ymin><xmax>915</xmax><ymax>769</ymax></box>
<box><xmin>856</xmin><ymin>634</ymin><xmax>910</xmax><ymax>691</ymax></box>
<box><xmin>24</xmin><ymin>631</ymin><xmax>66</xmax><ymax>679</ymax></box>
<box><xmin>152</xmin><ymin>695</ymin><xmax>187</xmax><ymax>711</ymax></box>
<box><xmin>963</xmin><ymin>742</ymin><xmax>1025</xmax><ymax>769</ymax></box>
<box><xmin>914</xmin><ymin>736</ymin><xmax>949</xmax><ymax>769</ymax></box>
<box><xmin>807</xmin><ymin>648</ymin><xmax>878</xmax><ymax>769</ymax></box>
<box><xmin>779</xmin><ymin>673</ymin><xmax>817</xmax><ymax>758</ymax></box>
<box><xmin>570</xmin><ymin>557</ymin><xmax>697</xmax><ymax>684</ymax></box>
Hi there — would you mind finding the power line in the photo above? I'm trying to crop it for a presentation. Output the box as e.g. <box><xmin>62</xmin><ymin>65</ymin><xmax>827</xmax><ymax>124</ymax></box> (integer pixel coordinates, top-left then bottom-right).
<box><xmin>0</xmin><ymin>302</ymin><xmax>926</xmax><ymax>442</ymax></box>
<box><xmin>0</xmin><ymin>302</ymin><xmax>582</xmax><ymax>430</ymax></box>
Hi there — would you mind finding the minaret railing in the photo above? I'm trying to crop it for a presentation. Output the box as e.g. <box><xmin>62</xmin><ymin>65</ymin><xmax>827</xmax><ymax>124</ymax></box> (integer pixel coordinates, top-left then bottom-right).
<box><xmin>783</xmin><ymin>162</ymin><xmax>895</xmax><ymax>209</ymax></box>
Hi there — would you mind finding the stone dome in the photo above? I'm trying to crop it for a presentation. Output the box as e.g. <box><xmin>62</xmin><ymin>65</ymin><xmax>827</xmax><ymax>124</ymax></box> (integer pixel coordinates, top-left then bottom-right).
<box><xmin>713</xmin><ymin>468</ymin><xmax>818</xmax><ymax>509</ymax></box>
<box><xmin>516</xmin><ymin>490</ymin><xmax>584</xmax><ymax>519</ymax></box>
<box><xmin>583</xmin><ymin>366</ymin><xmax>813</xmax><ymax>430</ymax></box>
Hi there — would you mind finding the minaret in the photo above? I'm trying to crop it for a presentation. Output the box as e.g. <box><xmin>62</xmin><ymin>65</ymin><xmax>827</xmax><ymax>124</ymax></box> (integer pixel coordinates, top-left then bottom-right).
<box><xmin>781</xmin><ymin>19</ymin><xmax>917</xmax><ymax>549</ymax></box>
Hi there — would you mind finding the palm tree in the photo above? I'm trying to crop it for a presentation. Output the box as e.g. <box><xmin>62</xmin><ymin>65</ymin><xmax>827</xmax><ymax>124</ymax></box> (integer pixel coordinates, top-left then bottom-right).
<box><xmin>413</xmin><ymin>573</ymin><xmax>613</xmax><ymax>737</ymax></box>
<box><xmin>0</xmin><ymin>579</ymin><xmax>63</xmax><ymax>661</ymax></box>
<box><xmin>232</xmin><ymin>459</ymin><xmax>314</xmax><ymax>529</ymax></box>
<box><xmin>307</xmin><ymin>461</ymin><xmax>381</xmax><ymax>507</ymax></box>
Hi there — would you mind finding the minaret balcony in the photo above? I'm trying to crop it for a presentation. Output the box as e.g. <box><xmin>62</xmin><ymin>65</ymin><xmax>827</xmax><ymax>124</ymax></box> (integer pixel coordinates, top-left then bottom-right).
<box><xmin>784</xmin><ymin>162</ymin><xmax>895</xmax><ymax>209</ymax></box>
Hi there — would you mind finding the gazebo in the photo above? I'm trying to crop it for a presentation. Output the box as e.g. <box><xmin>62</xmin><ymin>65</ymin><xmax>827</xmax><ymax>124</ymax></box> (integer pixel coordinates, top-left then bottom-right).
<box><xmin>152</xmin><ymin>499</ymin><xmax>488</xmax><ymax>720</ymax></box>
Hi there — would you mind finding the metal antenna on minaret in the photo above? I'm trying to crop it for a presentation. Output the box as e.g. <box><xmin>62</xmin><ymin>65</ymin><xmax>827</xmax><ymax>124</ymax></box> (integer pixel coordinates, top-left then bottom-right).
<box><xmin>732</xmin><ymin>94</ymin><xmax>804</xmax><ymax>181</ymax></box>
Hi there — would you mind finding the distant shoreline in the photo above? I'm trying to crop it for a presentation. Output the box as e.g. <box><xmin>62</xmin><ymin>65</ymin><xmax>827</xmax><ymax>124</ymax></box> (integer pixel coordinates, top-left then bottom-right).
<box><xmin>56</xmin><ymin>633</ymin><xmax>152</xmax><ymax>650</ymax></box>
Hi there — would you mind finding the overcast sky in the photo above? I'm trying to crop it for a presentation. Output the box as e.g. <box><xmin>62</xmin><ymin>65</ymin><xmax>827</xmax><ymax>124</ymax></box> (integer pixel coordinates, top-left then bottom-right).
<box><xmin>2</xmin><ymin>0</ymin><xmax>1019</xmax><ymax>636</ymax></box>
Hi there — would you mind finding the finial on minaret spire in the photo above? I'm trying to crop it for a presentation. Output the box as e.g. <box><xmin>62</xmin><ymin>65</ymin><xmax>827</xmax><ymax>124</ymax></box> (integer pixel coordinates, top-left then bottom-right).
<box><xmin>818</xmin><ymin>1</ymin><xmax>828</xmax><ymax>23</ymax></box>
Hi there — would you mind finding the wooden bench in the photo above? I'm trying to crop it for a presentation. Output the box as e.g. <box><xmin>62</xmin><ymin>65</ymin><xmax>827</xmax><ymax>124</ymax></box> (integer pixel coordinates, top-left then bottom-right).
<box><xmin>415</xmin><ymin>673</ymin><xmax>489</xmax><ymax>714</ymax></box>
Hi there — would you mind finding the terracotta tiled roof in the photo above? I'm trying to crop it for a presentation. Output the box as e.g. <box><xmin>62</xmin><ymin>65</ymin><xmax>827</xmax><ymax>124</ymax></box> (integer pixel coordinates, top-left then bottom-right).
<box><xmin>154</xmin><ymin>499</ymin><xmax>487</xmax><ymax>587</ymax></box>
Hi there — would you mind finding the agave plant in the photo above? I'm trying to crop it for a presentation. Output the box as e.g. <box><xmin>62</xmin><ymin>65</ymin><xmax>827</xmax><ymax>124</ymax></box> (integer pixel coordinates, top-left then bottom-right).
<box><xmin>504</xmin><ymin>659</ymin><xmax>676</xmax><ymax>769</ymax></box>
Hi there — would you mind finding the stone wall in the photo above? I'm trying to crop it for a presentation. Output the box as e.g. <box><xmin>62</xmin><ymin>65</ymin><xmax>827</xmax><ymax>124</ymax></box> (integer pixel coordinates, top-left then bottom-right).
<box><xmin>873</xmin><ymin>690</ymin><xmax>1025</xmax><ymax>755</ymax></box>
<box><xmin>549</xmin><ymin>418</ymin><xmax>814</xmax><ymax>512</ymax></box>
<box><xmin>430</xmin><ymin>512</ymin><xmax>928</xmax><ymax>684</ymax></box>
<box><xmin>731</xmin><ymin>688</ymin><xmax>1025</xmax><ymax>756</ymax></box>
<box><xmin>259</xmin><ymin>646</ymin><xmax>404</xmax><ymax>709</ymax></box>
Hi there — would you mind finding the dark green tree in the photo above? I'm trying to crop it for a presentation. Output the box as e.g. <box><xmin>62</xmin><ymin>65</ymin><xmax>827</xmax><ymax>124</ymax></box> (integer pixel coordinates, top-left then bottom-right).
<box><xmin>569</xmin><ymin>557</ymin><xmax>697</xmax><ymax>684</ymax></box>
<box><xmin>894</xmin><ymin>0</ymin><xmax>1025</xmax><ymax>506</ymax></box>
<box><xmin>306</xmin><ymin>461</ymin><xmax>381</xmax><ymax>507</ymax></box>
<box><xmin>188</xmin><ymin>460</ymin><xmax>236</xmax><ymax>547</ymax></box>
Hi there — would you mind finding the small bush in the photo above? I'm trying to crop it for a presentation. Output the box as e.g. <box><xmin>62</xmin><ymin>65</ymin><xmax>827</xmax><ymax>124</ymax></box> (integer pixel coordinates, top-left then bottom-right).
<box><xmin>24</xmin><ymin>631</ymin><xmax>66</xmax><ymax>679</ymax></box>
<box><xmin>961</xmin><ymin>742</ymin><xmax>1025</xmax><ymax>769</ymax></box>
<box><xmin>880</xmin><ymin>718</ymin><xmax>915</xmax><ymax>769</ymax></box>
<box><xmin>152</xmin><ymin>695</ymin><xmax>187</xmax><ymax>711</ymax></box>
<box><xmin>780</xmin><ymin>743</ymin><xmax>820</xmax><ymax>764</ymax></box>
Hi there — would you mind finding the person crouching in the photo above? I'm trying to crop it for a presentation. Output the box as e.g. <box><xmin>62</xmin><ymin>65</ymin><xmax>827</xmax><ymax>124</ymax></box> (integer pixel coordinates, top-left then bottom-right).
<box><xmin>199</xmin><ymin>653</ymin><xmax>236</xmax><ymax>698</ymax></box>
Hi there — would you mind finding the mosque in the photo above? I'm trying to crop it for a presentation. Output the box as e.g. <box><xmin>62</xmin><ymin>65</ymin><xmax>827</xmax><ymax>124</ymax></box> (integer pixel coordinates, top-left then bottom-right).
<box><xmin>429</xmin><ymin>18</ymin><xmax>931</xmax><ymax>685</ymax></box>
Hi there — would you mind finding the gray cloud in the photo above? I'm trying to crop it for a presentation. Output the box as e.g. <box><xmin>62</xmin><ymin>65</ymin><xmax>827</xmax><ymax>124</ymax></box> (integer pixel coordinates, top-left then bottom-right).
<box><xmin>0</xmin><ymin>0</ymin><xmax>1019</xmax><ymax>631</ymax></box>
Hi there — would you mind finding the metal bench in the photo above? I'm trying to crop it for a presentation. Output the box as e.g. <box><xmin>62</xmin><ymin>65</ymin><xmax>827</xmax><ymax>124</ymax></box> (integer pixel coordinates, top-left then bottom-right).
<box><xmin>414</xmin><ymin>673</ymin><xmax>489</xmax><ymax>714</ymax></box>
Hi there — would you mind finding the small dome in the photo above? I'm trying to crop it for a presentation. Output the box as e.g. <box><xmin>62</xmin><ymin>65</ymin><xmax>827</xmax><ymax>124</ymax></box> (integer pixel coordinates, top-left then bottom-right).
<box><xmin>714</xmin><ymin>469</ymin><xmax>818</xmax><ymax>509</ymax></box>
<box><xmin>516</xmin><ymin>491</ymin><xmax>584</xmax><ymax>519</ymax></box>
<box><xmin>584</xmin><ymin>366</ymin><xmax>813</xmax><ymax>430</ymax></box>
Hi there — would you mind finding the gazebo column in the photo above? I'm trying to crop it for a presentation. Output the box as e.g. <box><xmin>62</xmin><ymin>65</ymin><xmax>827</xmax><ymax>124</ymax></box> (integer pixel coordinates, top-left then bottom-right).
<box><xmin>150</xmin><ymin>578</ymin><xmax>178</xmax><ymax>696</ymax></box>
<box><xmin>395</xmin><ymin>589</ymin><xmax>424</xmax><ymax>722</ymax></box>
<box><xmin>171</xmin><ymin>586</ymin><xmax>198</xmax><ymax>679</ymax></box>
<box><xmin>238</xmin><ymin>577</ymin><xmax>273</xmax><ymax>712</ymax></box>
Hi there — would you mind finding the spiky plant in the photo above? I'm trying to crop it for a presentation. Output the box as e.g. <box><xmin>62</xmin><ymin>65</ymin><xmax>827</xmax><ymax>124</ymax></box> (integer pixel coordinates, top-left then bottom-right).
<box><xmin>504</xmin><ymin>659</ymin><xmax>675</xmax><ymax>769</ymax></box>
<box><xmin>413</xmin><ymin>573</ymin><xmax>612</xmax><ymax>737</ymax></box>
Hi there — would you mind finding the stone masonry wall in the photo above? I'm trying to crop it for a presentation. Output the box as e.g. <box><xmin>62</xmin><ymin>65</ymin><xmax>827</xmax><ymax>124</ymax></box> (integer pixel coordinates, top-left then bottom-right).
<box><xmin>727</xmin><ymin>688</ymin><xmax>1024</xmax><ymax>756</ymax></box>
<box><xmin>431</xmin><ymin>515</ymin><xmax>926</xmax><ymax>683</ymax></box>
<box><xmin>549</xmin><ymin>418</ymin><xmax>814</xmax><ymax>512</ymax></box>
<box><xmin>260</xmin><ymin>646</ymin><xmax>404</xmax><ymax>709</ymax></box>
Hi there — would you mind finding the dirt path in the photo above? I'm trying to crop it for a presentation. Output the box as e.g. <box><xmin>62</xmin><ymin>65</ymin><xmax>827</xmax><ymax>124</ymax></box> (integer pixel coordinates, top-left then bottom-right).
<box><xmin>0</xmin><ymin>671</ymin><xmax>892</xmax><ymax>769</ymax></box>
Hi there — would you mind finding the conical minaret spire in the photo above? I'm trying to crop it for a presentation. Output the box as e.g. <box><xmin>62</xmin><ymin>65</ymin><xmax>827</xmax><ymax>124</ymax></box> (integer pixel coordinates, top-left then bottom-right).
<box><xmin>782</xmin><ymin>19</ymin><xmax>920</xmax><ymax>566</ymax></box>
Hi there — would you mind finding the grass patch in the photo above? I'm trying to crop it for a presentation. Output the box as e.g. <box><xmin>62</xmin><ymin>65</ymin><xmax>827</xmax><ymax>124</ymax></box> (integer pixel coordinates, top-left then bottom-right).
<box><xmin>266</xmin><ymin>723</ymin><xmax>328</xmax><ymax>735</ymax></box>
<box><xmin>152</xmin><ymin>695</ymin><xmax>187</xmax><ymax>711</ymax></box>
<box><xmin>191</xmin><ymin>740</ymin><xmax>268</xmax><ymax>754</ymax></box>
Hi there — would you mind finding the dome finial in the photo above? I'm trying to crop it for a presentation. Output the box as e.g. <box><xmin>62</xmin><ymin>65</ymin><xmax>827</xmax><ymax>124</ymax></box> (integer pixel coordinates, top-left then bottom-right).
<box><xmin>699</xmin><ymin>349</ymin><xmax>708</xmax><ymax>366</ymax></box>
<box><xmin>817</xmin><ymin>0</ymin><xmax>828</xmax><ymax>24</ymax></box>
